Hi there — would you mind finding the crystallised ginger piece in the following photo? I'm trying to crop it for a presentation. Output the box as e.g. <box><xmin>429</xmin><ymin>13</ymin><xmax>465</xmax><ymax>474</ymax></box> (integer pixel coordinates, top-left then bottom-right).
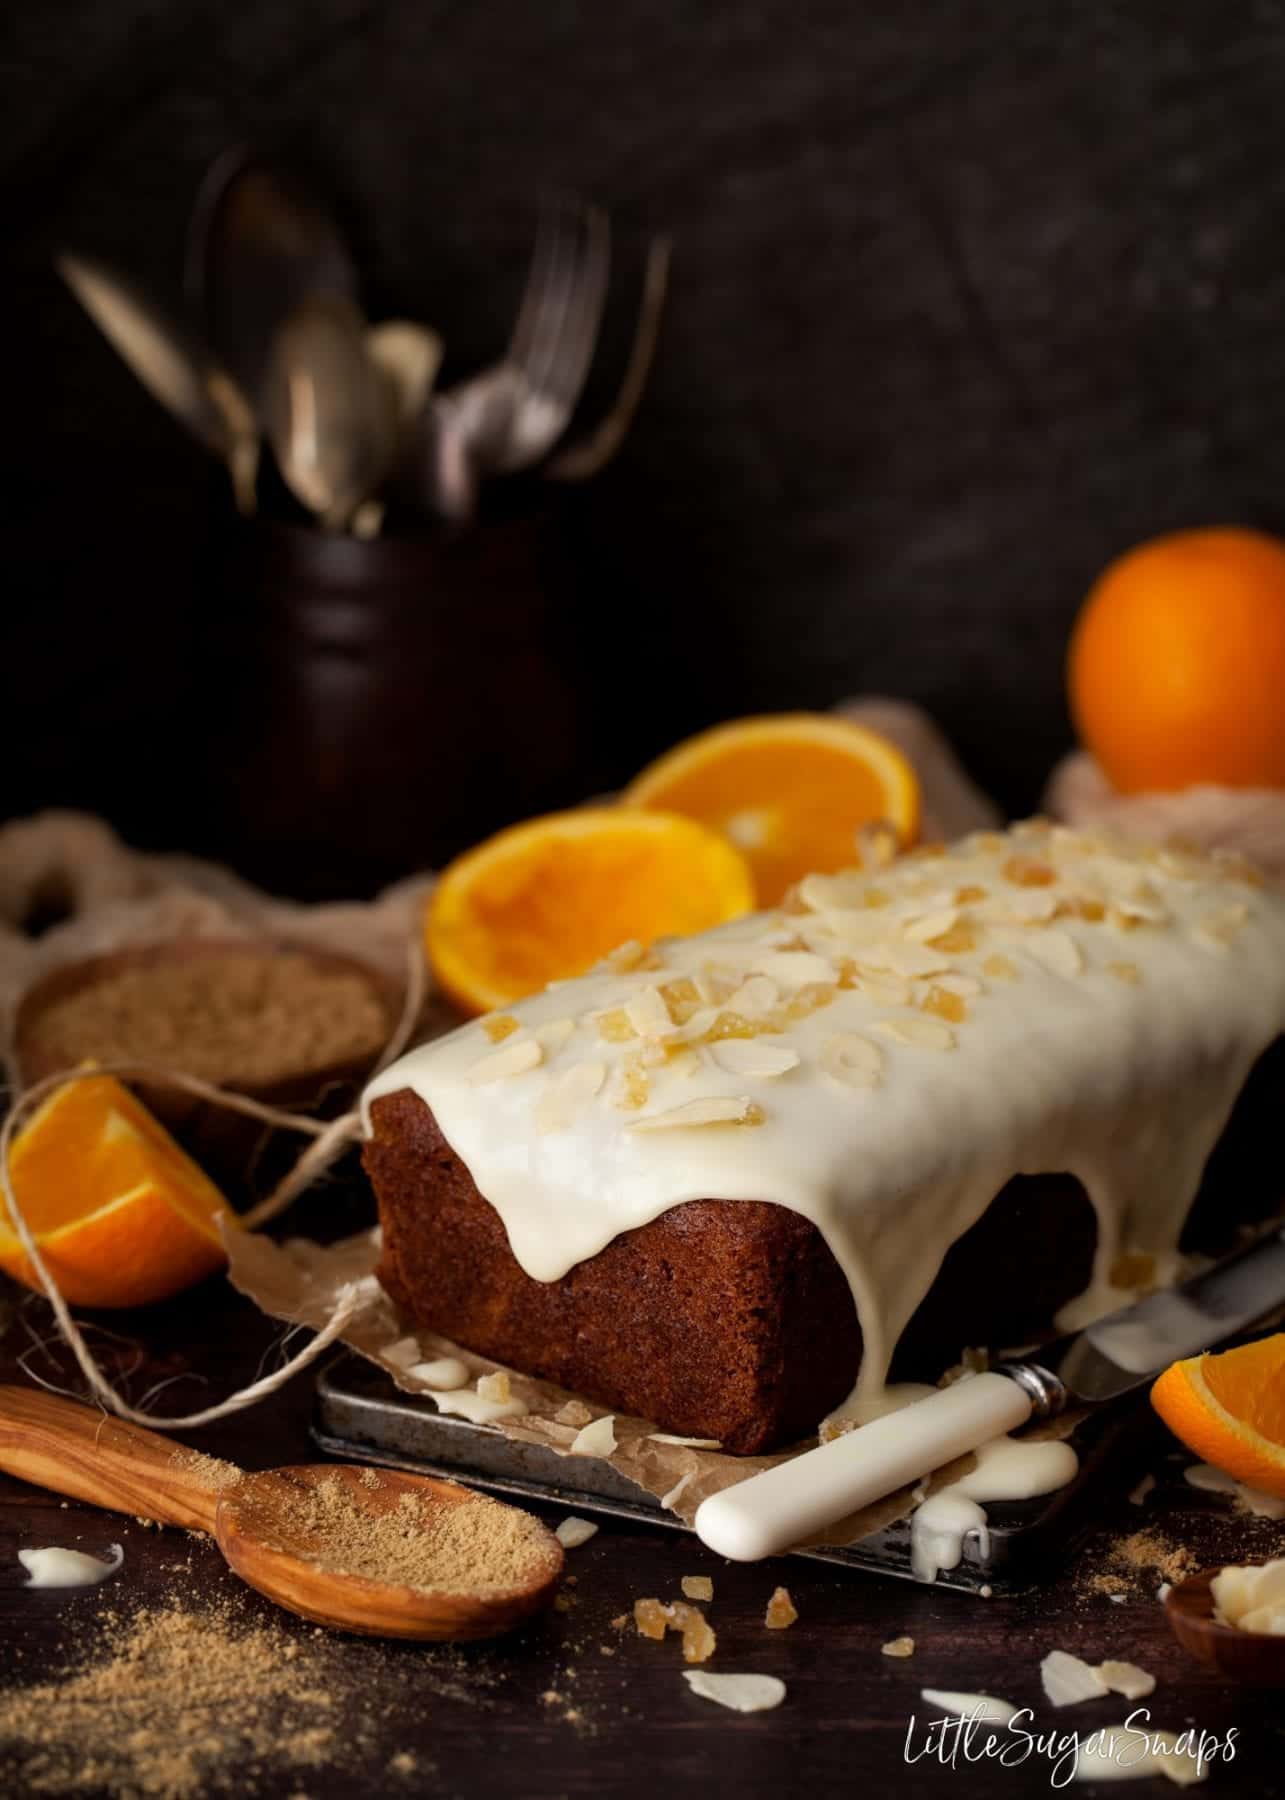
<box><xmin>882</xmin><ymin>1636</ymin><xmax>915</xmax><ymax>1658</ymax></box>
<box><xmin>682</xmin><ymin>1575</ymin><xmax>714</xmax><ymax>1602</ymax></box>
<box><xmin>482</xmin><ymin>1014</ymin><xmax>520</xmax><ymax>1042</ymax></box>
<box><xmin>765</xmin><ymin>1586</ymin><xmax>798</xmax><ymax>1629</ymax></box>
<box><xmin>476</xmin><ymin>1371</ymin><xmax>511</xmax><ymax>1403</ymax></box>
<box><xmin>634</xmin><ymin>1598</ymin><xmax>668</xmax><ymax>1640</ymax></box>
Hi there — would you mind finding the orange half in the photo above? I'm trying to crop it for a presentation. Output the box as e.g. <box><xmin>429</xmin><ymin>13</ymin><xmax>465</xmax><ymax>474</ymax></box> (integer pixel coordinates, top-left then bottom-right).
<box><xmin>425</xmin><ymin>807</ymin><xmax>755</xmax><ymax>1015</ymax></box>
<box><xmin>623</xmin><ymin>713</ymin><xmax>921</xmax><ymax>905</ymax></box>
<box><xmin>0</xmin><ymin>1074</ymin><xmax>232</xmax><ymax>1309</ymax></box>
<box><xmin>1150</xmin><ymin>1334</ymin><xmax>1285</xmax><ymax>1498</ymax></box>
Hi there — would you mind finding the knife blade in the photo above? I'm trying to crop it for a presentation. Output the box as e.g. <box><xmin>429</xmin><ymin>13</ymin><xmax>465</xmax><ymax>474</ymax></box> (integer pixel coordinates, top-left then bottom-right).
<box><xmin>694</xmin><ymin>1223</ymin><xmax>1285</xmax><ymax>1562</ymax></box>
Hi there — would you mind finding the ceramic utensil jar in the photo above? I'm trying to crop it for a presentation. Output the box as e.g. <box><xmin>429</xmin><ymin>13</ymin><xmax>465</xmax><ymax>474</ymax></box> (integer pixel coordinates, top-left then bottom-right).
<box><xmin>200</xmin><ymin>511</ymin><xmax>588</xmax><ymax>898</ymax></box>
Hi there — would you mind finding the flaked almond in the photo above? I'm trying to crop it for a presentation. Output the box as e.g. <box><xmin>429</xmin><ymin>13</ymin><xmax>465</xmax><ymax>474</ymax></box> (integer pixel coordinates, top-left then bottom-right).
<box><xmin>1041</xmin><ymin>1649</ymin><xmax>1109</xmax><ymax>1706</ymax></box>
<box><xmin>647</xmin><ymin>1433</ymin><xmax>722</xmax><ymax>1449</ymax></box>
<box><xmin>753</xmin><ymin>950</ymin><xmax>836</xmax><ymax>988</ymax></box>
<box><xmin>903</xmin><ymin>906</ymin><xmax>960</xmax><ymax>944</ymax></box>
<box><xmin>465</xmin><ymin>1036</ymin><xmax>543</xmax><ymax>1084</ymax></box>
<box><xmin>856</xmin><ymin>972</ymin><xmax>913</xmax><ymax>1008</ymax></box>
<box><xmin>536</xmin><ymin>1017</ymin><xmax>576</xmax><ymax>1053</ymax></box>
<box><xmin>555</xmin><ymin>1517</ymin><xmax>599</xmax><ymax>1549</ymax></box>
<box><xmin>629</xmin><ymin>1095</ymin><xmax>764</xmax><ymax>1130</ymax></box>
<box><xmin>536</xmin><ymin>1059</ymin><xmax>607</xmax><ymax>1133</ymax></box>
<box><xmin>725</xmin><ymin>974</ymin><xmax>780</xmax><ymax>1015</ymax></box>
<box><xmin>626</xmin><ymin>984</ymin><xmax>674</xmax><ymax>1038</ymax></box>
<box><xmin>821</xmin><ymin>1033</ymin><xmax>884</xmax><ymax>1088</ymax></box>
<box><xmin>683</xmin><ymin>1671</ymin><xmax>786</xmax><ymax>1713</ymax></box>
<box><xmin>710</xmin><ymin>1040</ymin><xmax>800</xmax><ymax>1078</ymax></box>
<box><xmin>933</xmin><ymin>971</ymin><xmax>983</xmax><ymax>998</ymax></box>
<box><xmin>1024</xmin><ymin>930</ymin><xmax>1084</xmax><ymax>979</ymax></box>
<box><xmin>569</xmin><ymin>1415</ymin><xmax>617</xmax><ymax>1457</ymax></box>
<box><xmin>1098</xmin><ymin>1660</ymin><xmax>1156</xmax><ymax>1700</ymax></box>
<box><xmin>874</xmin><ymin>1016</ymin><xmax>956</xmax><ymax>1051</ymax></box>
<box><xmin>983</xmin><ymin>952</ymin><xmax>1020</xmax><ymax>981</ymax></box>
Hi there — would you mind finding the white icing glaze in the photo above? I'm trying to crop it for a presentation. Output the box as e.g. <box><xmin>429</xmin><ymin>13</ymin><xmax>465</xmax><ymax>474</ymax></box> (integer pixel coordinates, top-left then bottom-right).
<box><xmin>910</xmin><ymin>1428</ymin><xmax>1080</xmax><ymax>1581</ymax></box>
<box><xmin>365</xmin><ymin>825</ymin><xmax>1285</xmax><ymax>1426</ymax></box>
<box><xmin>19</xmin><ymin>1543</ymin><xmax>123</xmax><ymax>1588</ymax></box>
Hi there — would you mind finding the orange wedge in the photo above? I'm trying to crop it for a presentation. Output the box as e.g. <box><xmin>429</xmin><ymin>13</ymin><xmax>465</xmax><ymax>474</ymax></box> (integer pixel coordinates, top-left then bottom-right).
<box><xmin>622</xmin><ymin>713</ymin><xmax>921</xmax><ymax>905</ymax></box>
<box><xmin>0</xmin><ymin>1074</ymin><xmax>232</xmax><ymax>1309</ymax></box>
<box><xmin>1151</xmin><ymin>1334</ymin><xmax>1285</xmax><ymax>1498</ymax></box>
<box><xmin>425</xmin><ymin>807</ymin><xmax>755</xmax><ymax>1014</ymax></box>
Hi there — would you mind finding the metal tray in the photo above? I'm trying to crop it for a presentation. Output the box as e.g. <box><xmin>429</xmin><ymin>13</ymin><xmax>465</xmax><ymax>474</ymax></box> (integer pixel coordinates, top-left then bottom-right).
<box><xmin>312</xmin><ymin>1355</ymin><xmax>1155</xmax><ymax>1595</ymax></box>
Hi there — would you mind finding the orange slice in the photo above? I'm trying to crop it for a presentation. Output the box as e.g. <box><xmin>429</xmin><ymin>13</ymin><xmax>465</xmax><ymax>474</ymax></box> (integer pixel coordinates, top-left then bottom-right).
<box><xmin>1150</xmin><ymin>1334</ymin><xmax>1285</xmax><ymax>1498</ymax></box>
<box><xmin>622</xmin><ymin>713</ymin><xmax>921</xmax><ymax>905</ymax></box>
<box><xmin>0</xmin><ymin>1074</ymin><xmax>232</xmax><ymax>1308</ymax></box>
<box><xmin>425</xmin><ymin>807</ymin><xmax>755</xmax><ymax>1014</ymax></box>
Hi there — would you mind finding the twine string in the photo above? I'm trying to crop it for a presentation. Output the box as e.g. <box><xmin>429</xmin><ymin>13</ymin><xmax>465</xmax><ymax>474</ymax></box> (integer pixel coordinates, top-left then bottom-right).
<box><xmin>0</xmin><ymin>941</ymin><xmax>426</xmax><ymax>1428</ymax></box>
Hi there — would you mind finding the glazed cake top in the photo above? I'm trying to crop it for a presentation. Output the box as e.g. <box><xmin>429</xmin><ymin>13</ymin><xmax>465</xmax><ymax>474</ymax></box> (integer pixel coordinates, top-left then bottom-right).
<box><xmin>365</xmin><ymin>823</ymin><xmax>1285</xmax><ymax>1423</ymax></box>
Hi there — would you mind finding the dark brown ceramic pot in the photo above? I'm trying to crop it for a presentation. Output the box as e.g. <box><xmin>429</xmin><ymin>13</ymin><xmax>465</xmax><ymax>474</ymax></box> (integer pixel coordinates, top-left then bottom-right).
<box><xmin>200</xmin><ymin>511</ymin><xmax>587</xmax><ymax>899</ymax></box>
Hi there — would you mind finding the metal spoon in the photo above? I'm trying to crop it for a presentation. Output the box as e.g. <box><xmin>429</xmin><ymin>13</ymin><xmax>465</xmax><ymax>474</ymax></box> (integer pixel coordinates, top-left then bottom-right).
<box><xmin>185</xmin><ymin>148</ymin><xmax>360</xmax><ymax>415</ymax></box>
<box><xmin>58</xmin><ymin>251</ymin><xmax>259</xmax><ymax>514</ymax></box>
<box><xmin>263</xmin><ymin>295</ymin><xmax>396</xmax><ymax>528</ymax></box>
<box><xmin>0</xmin><ymin>1385</ymin><xmax>564</xmax><ymax>1641</ymax></box>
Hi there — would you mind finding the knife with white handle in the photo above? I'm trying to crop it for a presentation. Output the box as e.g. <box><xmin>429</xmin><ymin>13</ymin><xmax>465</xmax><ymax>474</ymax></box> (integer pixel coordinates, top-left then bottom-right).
<box><xmin>695</xmin><ymin>1223</ymin><xmax>1285</xmax><ymax>1562</ymax></box>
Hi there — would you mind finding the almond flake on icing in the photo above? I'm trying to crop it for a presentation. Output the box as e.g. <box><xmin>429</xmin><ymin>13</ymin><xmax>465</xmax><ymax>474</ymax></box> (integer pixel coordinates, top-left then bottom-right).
<box><xmin>821</xmin><ymin>1033</ymin><xmax>884</xmax><ymax>1088</ymax></box>
<box><xmin>569</xmin><ymin>1414</ymin><xmax>617</xmax><ymax>1457</ymax></box>
<box><xmin>465</xmin><ymin>1036</ymin><xmax>543</xmax><ymax>1083</ymax></box>
<box><xmin>874</xmin><ymin>1016</ymin><xmax>956</xmax><ymax>1051</ymax></box>
<box><xmin>626</xmin><ymin>985</ymin><xmax>673</xmax><ymax>1037</ymax></box>
<box><xmin>856</xmin><ymin>972</ymin><xmax>913</xmax><ymax>1007</ymax></box>
<box><xmin>669</xmin><ymin>1006</ymin><xmax>721</xmax><ymax>1043</ymax></box>
<box><xmin>710</xmin><ymin>1040</ymin><xmax>800</xmax><ymax>1078</ymax></box>
<box><xmin>797</xmin><ymin>870</ymin><xmax>866</xmax><ymax>914</ymax></box>
<box><xmin>881</xmin><ymin>943</ymin><xmax>957</xmax><ymax>979</ymax></box>
<box><xmin>628</xmin><ymin>1095</ymin><xmax>763</xmax><ymax>1130</ymax></box>
<box><xmin>987</xmin><ymin>889</ymin><xmax>1058</xmax><ymax>925</ymax></box>
<box><xmin>1024</xmin><ymin>930</ymin><xmax>1084</xmax><ymax>978</ymax></box>
<box><xmin>982</xmin><ymin>952</ymin><xmax>1020</xmax><ymax>981</ymax></box>
<box><xmin>753</xmin><ymin>950</ymin><xmax>836</xmax><ymax>988</ymax></box>
<box><xmin>903</xmin><ymin>907</ymin><xmax>959</xmax><ymax>944</ymax></box>
<box><xmin>1190</xmin><ymin>904</ymin><xmax>1250</xmax><ymax>953</ymax></box>
<box><xmin>536</xmin><ymin>1060</ymin><xmax>607</xmax><ymax>1133</ymax></box>
<box><xmin>726</xmin><ymin>975</ymin><xmax>780</xmax><ymax>1015</ymax></box>
<box><xmin>535</xmin><ymin>1018</ymin><xmax>575</xmax><ymax>1053</ymax></box>
<box><xmin>934</xmin><ymin>972</ymin><xmax>983</xmax><ymax>998</ymax></box>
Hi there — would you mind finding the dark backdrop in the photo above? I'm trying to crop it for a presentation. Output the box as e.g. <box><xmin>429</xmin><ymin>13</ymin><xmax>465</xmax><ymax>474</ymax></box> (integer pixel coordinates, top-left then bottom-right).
<box><xmin>7</xmin><ymin>1</ymin><xmax>1285</xmax><ymax>887</ymax></box>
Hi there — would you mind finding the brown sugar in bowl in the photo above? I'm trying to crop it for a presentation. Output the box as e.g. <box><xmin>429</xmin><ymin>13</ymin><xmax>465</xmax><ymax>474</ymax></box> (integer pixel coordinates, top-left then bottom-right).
<box><xmin>12</xmin><ymin>939</ymin><xmax>402</xmax><ymax>1189</ymax></box>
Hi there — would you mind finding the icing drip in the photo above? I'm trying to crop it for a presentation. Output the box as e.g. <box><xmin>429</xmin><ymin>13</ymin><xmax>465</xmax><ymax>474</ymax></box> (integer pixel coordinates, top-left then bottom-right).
<box><xmin>910</xmin><ymin>1430</ymin><xmax>1080</xmax><ymax>1582</ymax></box>
<box><xmin>364</xmin><ymin>826</ymin><xmax>1285</xmax><ymax>1427</ymax></box>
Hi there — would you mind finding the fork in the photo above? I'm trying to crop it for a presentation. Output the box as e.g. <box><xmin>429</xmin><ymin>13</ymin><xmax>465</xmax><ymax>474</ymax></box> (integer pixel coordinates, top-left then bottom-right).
<box><xmin>418</xmin><ymin>198</ymin><xmax>610</xmax><ymax>521</ymax></box>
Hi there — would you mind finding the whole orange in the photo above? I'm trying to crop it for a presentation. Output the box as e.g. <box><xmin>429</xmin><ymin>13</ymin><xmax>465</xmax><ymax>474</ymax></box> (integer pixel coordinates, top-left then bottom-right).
<box><xmin>1067</xmin><ymin>526</ymin><xmax>1285</xmax><ymax>793</ymax></box>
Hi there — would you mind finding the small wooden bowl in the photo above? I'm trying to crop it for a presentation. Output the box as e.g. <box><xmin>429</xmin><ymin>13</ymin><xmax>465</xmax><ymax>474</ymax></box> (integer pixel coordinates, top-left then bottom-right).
<box><xmin>1165</xmin><ymin>1567</ymin><xmax>1285</xmax><ymax>1686</ymax></box>
<box><xmin>12</xmin><ymin>938</ymin><xmax>402</xmax><ymax>1190</ymax></box>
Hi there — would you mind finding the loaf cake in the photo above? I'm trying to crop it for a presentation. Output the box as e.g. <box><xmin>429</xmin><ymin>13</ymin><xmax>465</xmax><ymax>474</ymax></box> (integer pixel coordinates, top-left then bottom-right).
<box><xmin>362</xmin><ymin>824</ymin><xmax>1285</xmax><ymax>1453</ymax></box>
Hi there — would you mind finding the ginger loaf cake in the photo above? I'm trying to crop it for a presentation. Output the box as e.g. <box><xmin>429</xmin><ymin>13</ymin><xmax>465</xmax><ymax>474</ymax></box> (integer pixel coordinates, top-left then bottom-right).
<box><xmin>362</xmin><ymin>823</ymin><xmax>1285</xmax><ymax>1453</ymax></box>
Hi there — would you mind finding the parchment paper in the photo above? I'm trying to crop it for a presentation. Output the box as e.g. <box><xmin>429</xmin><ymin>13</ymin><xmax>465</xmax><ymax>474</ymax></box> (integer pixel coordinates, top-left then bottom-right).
<box><xmin>224</xmin><ymin>1224</ymin><xmax>1081</xmax><ymax>1553</ymax></box>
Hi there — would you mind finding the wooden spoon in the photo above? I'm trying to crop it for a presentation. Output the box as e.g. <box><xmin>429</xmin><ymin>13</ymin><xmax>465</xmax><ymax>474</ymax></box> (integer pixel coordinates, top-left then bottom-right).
<box><xmin>1165</xmin><ymin>1567</ymin><xmax>1285</xmax><ymax>1685</ymax></box>
<box><xmin>0</xmin><ymin>1385</ymin><xmax>563</xmax><ymax>1641</ymax></box>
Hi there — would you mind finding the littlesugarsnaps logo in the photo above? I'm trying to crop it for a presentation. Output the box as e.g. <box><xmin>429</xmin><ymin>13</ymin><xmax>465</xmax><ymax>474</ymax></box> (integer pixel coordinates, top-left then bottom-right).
<box><xmin>903</xmin><ymin>1703</ymin><xmax>1238</xmax><ymax>1788</ymax></box>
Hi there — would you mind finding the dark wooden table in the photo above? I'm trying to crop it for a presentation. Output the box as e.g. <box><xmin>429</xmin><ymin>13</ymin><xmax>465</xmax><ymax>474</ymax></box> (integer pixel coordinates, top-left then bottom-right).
<box><xmin>2</xmin><ymin>1269</ymin><xmax>1283</xmax><ymax>1798</ymax></box>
